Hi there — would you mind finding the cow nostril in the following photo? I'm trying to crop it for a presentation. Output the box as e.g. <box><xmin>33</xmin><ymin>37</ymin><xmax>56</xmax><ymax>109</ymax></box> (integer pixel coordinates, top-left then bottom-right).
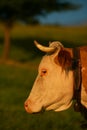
<box><xmin>24</xmin><ymin>102</ymin><xmax>28</xmax><ymax>108</ymax></box>
<box><xmin>24</xmin><ymin>100</ymin><xmax>33</xmax><ymax>113</ymax></box>
<box><xmin>24</xmin><ymin>99</ymin><xmax>32</xmax><ymax>109</ymax></box>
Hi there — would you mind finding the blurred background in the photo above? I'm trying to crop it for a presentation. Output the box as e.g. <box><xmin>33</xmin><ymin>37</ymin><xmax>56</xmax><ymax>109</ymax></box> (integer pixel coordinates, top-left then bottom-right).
<box><xmin>0</xmin><ymin>0</ymin><xmax>87</xmax><ymax>130</ymax></box>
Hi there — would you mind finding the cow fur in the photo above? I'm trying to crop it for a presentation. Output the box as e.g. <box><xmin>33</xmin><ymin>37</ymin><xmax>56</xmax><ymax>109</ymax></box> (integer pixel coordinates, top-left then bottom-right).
<box><xmin>54</xmin><ymin>46</ymin><xmax>87</xmax><ymax>95</ymax></box>
<box><xmin>54</xmin><ymin>46</ymin><xmax>87</xmax><ymax>120</ymax></box>
<box><xmin>25</xmin><ymin>42</ymin><xmax>87</xmax><ymax>121</ymax></box>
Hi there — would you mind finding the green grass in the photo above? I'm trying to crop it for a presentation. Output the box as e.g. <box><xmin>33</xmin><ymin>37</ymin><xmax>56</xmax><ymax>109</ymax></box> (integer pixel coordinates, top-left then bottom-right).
<box><xmin>11</xmin><ymin>24</ymin><xmax>87</xmax><ymax>45</ymax></box>
<box><xmin>0</xmin><ymin>24</ymin><xmax>87</xmax><ymax>130</ymax></box>
<box><xmin>0</xmin><ymin>64</ymin><xmax>85</xmax><ymax>130</ymax></box>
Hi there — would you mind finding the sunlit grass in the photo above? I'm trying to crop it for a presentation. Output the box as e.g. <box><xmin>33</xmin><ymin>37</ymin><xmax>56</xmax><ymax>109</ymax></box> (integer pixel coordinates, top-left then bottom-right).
<box><xmin>10</xmin><ymin>24</ymin><xmax>87</xmax><ymax>46</ymax></box>
<box><xmin>0</xmin><ymin>23</ymin><xmax>87</xmax><ymax>43</ymax></box>
<box><xmin>0</xmin><ymin>23</ymin><xmax>87</xmax><ymax>62</ymax></box>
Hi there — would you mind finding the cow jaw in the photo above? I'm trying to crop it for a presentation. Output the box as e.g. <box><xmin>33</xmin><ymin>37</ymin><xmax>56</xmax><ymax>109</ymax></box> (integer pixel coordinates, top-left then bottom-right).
<box><xmin>44</xmin><ymin>97</ymin><xmax>72</xmax><ymax>112</ymax></box>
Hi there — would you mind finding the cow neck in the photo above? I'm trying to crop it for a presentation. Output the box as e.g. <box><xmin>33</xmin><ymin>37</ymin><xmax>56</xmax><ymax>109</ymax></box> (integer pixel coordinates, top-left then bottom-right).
<box><xmin>72</xmin><ymin>47</ymin><xmax>82</xmax><ymax>112</ymax></box>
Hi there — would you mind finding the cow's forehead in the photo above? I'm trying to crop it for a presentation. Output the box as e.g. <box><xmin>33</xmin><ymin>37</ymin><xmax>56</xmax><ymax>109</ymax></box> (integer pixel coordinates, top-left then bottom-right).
<box><xmin>38</xmin><ymin>54</ymin><xmax>58</xmax><ymax>71</ymax></box>
<box><xmin>39</xmin><ymin>55</ymin><xmax>52</xmax><ymax>69</ymax></box>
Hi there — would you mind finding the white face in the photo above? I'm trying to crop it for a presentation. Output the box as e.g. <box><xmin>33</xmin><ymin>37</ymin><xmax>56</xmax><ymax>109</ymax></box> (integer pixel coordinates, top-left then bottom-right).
<box><xmin>24</xmin><ymin>53</ymin><xmax>74</xmax><ymax>114</ymax></box>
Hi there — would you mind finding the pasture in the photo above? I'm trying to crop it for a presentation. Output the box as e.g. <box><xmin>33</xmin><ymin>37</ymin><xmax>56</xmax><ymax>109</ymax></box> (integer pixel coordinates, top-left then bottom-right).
<box><xmin>0</xmin><ymin>24</ymin><xmax>87</xmax><ymax>130</ymax></box>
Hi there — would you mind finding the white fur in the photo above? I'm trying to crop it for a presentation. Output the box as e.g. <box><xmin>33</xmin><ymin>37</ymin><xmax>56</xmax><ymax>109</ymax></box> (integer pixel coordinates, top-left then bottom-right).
<box><xmin>26</xmin><ymin>53</ymin><xmax>74</xmax><ymax>113</ymax></box>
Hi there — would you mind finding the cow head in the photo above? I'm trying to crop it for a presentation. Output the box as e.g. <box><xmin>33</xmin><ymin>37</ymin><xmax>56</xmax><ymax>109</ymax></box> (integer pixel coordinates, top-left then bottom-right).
<box><xmin>24</xmin><ymin>41</ymin><xmax>74</xmax><ymax>113</ymax></box>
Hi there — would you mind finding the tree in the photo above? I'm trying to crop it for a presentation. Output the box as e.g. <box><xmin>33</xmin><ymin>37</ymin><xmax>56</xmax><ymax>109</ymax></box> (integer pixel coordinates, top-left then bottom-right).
<box><xmin>0</xmin><ymin>0</ymin><xmax>80</xmax><ymax>60</ymax></box>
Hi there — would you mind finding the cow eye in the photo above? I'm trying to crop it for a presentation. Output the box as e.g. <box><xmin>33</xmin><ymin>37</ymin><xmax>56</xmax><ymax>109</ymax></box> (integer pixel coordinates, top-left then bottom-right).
<box><xmin>40</xmin><ymin>69</ymin><xmax>47</xmax><ymax>76</ymax></box>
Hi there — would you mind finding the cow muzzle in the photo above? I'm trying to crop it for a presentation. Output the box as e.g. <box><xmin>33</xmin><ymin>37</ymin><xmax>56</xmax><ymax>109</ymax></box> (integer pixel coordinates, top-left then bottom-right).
<box><xmin>24</xmin><ymin>99</ymin><xmax>33</xmax><ymax>113</ymax></box>
<box><xmin>24</xmin><ymin>99</ymin><xmax>43</xmax><ymax>114</ymax></box>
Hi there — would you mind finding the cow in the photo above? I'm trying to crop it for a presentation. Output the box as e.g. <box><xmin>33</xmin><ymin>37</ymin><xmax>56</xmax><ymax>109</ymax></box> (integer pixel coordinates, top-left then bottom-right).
<box><xmin>24</xmin><ymin>40</ymin><xmax>87</xmax><ymax>119</ymax></box>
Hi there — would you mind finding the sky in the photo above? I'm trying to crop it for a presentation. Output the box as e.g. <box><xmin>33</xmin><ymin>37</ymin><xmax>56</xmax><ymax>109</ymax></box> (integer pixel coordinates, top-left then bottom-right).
<box><xmin>39</xmin><ymin>0</ymin><xmax>87</xmax><ymax>26</ymax></box>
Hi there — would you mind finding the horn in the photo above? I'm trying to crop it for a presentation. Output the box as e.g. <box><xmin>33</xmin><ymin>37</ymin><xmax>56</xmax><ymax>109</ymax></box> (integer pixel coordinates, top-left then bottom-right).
<box><xmin>34</xmin><ymin>40</ymin><xmax>56</xmax><ymax>53</ymax></box>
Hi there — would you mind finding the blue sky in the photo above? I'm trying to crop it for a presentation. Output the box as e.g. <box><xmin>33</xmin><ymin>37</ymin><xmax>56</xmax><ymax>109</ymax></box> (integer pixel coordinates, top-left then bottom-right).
<box><xmin>39</xmin><ymin>0</ymin><xmax>87</xmax><ymax>26</ymax></box>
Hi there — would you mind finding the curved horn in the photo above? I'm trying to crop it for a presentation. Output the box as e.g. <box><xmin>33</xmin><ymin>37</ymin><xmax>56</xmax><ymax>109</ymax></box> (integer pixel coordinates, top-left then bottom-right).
<box><xmin>34</xmin><ymin>40</ymin><xmax>56</xmax><ymax>53</ymax></box>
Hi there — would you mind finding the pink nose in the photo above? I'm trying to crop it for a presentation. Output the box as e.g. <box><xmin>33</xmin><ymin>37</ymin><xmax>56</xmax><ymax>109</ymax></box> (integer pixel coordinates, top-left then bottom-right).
<box><xmin>24</xmin><ymin>99</ymin><xmax>33</xmax><ymax>113</ymax></box>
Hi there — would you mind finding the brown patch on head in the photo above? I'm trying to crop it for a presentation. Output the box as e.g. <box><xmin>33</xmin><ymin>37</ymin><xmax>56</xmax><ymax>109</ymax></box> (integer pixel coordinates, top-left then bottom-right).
<box><xmin>80</xmin><ymin>46</ymin><xmax>87</xmax><ymax>94</ymax></box>
<box><xmin>54</xmin><ymin>49</ymin><xmax>72</xmax><ymax>71</ymax></box>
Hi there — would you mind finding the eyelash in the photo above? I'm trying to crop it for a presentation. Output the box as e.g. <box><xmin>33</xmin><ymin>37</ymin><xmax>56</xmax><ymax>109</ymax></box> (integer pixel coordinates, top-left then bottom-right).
<box><xmin>40</xmin><ymin>69</ymin><xmax>47</xmax><ymax>76</ymax></box>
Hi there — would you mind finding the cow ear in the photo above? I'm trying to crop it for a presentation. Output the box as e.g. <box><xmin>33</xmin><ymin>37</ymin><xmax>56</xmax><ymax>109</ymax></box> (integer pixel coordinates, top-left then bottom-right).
<box><xmin>54</xmin><ymin>49</ymin><xmax>72</xmax><ymax>70</ymax></box>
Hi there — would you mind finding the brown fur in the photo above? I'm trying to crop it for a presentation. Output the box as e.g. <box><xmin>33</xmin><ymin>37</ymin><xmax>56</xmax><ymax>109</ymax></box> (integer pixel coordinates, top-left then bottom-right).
<box><xmin>54</xmin><ymin>46</ymin><xmax>87</xmax><ymax>94</ymax></box>
<box><xmin>54</xmin><ymin>49</ymin><xmax>72</xmax><ymax>71</ymax></box>
<box><xmin>80</xmin><ymin>46</ymin><xmax>87</xmax><ymax>94</ymax></box>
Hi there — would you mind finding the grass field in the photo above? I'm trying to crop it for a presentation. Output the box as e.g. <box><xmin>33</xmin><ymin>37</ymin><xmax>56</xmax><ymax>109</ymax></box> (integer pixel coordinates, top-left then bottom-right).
<box><xmin>0</xmin><ymin>24</ymin><xmax>87</xmax><ymax>130</ymax></box>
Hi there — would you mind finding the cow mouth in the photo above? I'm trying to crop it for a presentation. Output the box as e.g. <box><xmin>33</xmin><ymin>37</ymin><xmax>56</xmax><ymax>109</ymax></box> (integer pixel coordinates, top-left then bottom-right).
<box><xmin>25</xmin><ymin>96</ymin><xmax>71</xmax><ymax>114</ymax></box>
<box><xmin>25</xmin><ymin>98</ymin><xmax>60</xmax><ymax>114</ymax></box>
